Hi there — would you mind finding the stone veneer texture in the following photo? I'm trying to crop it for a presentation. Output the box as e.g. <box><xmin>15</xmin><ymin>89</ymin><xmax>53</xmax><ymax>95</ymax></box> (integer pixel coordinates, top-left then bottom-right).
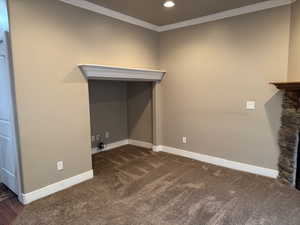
<box><xmin>278</xmin><ymin>91</ymin><xmax>300</xmax><ymax>185</ymax></box>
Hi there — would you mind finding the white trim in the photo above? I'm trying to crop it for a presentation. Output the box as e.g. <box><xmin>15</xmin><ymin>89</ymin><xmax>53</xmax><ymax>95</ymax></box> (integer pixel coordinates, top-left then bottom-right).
<box><xmin>128</xmin><ymin>139</ymin><xmax>153</xmax><ymax>149</ymax></box>
<box><xmin>59</xmin><ymin>0</ymin><xmax>295</xmax><ymax>32</ymax></box>
<box><xmin>158</xmin><ymin>0</ymin><xmax>296</xmax><ymax>32</ymax></box>
<box><xmin>79</xmin><ymin>64</ymin><xmax>166</xmax><ymax>82</ymax></box>
<box><xmin>92</xmin><ymin>139</ymin><xmax>153</xmax><ymax>155</ymax></box>
<box><xmin>19</xmin><ymin>170</ymin><xmax>94</xmax><ymax>205</ymax></box>
<box><xmin>156</xmin><ymin>145</ymin><xmax>279</xmax><ymax>178</ymax></box>
<box><xmin>59</xmin><ymin>0</ymin><xmax>159</xmax><ymax>31</ymax></box>
<box><xmin>92</xmin><ymin>139</ymin><xmax>129</xmax><ymax>154</ymax></box>
<box><xmin>152</xmin><ymin>145</ymin><xmax>162</xmax><ymax>152</ymax></box>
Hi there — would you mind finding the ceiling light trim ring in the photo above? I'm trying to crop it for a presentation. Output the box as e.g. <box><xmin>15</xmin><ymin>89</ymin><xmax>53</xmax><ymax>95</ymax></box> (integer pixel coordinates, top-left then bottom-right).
<box><xmin>163</xmin><ymin>1</ymin><xmax>175</xmax><ymax>8</ymax></box>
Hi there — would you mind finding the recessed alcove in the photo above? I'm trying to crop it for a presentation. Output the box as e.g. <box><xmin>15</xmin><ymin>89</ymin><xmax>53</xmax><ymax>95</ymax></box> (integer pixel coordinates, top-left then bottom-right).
<box><xmin>79</xmin><ymin>64</ymin><xmax>166</xmax><ymax>153</ymax></box>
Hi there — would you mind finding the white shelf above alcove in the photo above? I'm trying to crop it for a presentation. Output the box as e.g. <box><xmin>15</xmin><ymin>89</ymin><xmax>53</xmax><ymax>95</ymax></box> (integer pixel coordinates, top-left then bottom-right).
<box><xmin>79</xmin><ymin>64</ymin><xmax>166</xmax><ymax>82</ymax></box>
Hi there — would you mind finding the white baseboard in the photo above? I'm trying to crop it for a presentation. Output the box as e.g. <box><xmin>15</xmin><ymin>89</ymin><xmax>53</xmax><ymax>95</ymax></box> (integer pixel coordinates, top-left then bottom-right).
<box><xmin>92</xmin><ymin>139</ymin><xmax>129</xmax><ymax>154</ymax></box>
<box><xmin>152</xmin><ymin>145</ymin><xmax>162</xmax><ymax>152</ymax></box>
<box><xmin>128</xmin><ymin>139</ymin><xmax>153</xmax><ymax>149</ymax></box>
<box><xmin>156</xmin><ymin>145</ymin><xmax>278</xmax><ymax>178</ymax></box>
<box><xmin>92</xmin><ymin>139</ymin><xmax>153</xmax><ymax>154</ymax></box>
<box><xmin>19</xmin><ymin>170</ymin><xmax>94</xmax><ymax>205</ymax></box>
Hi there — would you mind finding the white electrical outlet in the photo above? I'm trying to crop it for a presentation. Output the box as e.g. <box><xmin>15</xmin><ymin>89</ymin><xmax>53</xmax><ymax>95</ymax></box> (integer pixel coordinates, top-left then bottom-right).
<box><xmin>182</xmin><ymin>137</ymin><xmax>187</xmax><ymax>144</ymax></box>
<box><xmin>57</xmin><ymin>161</ymin><xmax>64</xmax><ymax>171</ymax></box>
<box><xmin>96</xmin><ymin>134</ymin><xmax>101</xmax><ymax>141</ymax></box>
<box><xmin>246</xmin><ymin>101</ymin><xmax>256</xmax><ymax>110</ymax></box>
<box><xmin>105</xmin><ymin>131</ymin><xmax>110</xmax><ymax>139</ymax></box>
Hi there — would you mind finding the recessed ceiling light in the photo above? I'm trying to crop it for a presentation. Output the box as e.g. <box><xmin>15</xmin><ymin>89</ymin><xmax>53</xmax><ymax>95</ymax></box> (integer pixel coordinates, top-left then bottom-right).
<box><xmin>163</xmin><ymin>1</ymin><xmax>175</xmax><ymax>8</ymax></box>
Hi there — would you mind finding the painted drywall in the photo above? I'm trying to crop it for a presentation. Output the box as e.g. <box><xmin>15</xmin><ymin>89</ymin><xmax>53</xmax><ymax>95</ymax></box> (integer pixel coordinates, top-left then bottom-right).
<box><xmin>159</xmin><ymin>6</ymin><xmax>290</xmax><ymax>170</ymax></box>
<box><xmin>127</xmin><ymin>82</ymin><xmax>153</xmax><ymax>143</ymax></box>
<box><xmin>7</xmin><ymin>0</ymin><xmax>293</xmax><ymax>194</ymax></box>
<box><xmin>288</xmin><ymin>0</ymin><xmax>300</xmax><ymax>81</ymax></box>
<box><xmin>88</xmin><ymin>80</ymin><xmax>153</xmax><ymax>146</ymax></box>
<box><xmin>8</xmin><ymin>0</ymin><xmax>159</xmax><ymax>193</ymax></box>
<box><xmin>88</xmin><ymin>81</ymin><xmax>128</xmax><ymax>147</ymax></box>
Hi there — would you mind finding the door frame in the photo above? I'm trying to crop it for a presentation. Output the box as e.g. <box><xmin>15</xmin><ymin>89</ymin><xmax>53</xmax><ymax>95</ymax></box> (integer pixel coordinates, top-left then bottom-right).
<box><xmin>0</xmin><ymin>31</ymin><xmax>22</xmax><ymax>198</ymax></box>
<box><xmin>152</xmin><ymin>81</ymin><xmax>161</xmax><ymax>150</ymax></box>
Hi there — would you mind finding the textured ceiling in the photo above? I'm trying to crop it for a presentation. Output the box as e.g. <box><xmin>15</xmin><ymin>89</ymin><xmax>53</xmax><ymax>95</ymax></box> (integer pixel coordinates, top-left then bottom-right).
<box><xmin>87</xmin><ymin>0</ymin><xmax>269</xmax><ymax>26</ymax></box>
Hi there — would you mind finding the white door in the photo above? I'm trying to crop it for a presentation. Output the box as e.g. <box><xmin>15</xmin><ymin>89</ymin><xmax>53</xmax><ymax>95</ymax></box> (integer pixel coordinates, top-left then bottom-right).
<box><xmin>0</xmin><ymin>32</ymin><xmax>19</xmax><ymax>194</ymax></box>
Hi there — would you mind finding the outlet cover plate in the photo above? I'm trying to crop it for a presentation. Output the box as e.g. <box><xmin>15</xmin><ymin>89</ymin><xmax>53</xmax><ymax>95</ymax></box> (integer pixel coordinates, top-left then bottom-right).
<box><xmin>57</xmin><ymin>161</ymin><xmax>64</xmax><ymax>171</ymax></box>
<box><xmin>246</xmin><ymin>101</ymin><xmax>256</xmax><ymax>110</ymax></box>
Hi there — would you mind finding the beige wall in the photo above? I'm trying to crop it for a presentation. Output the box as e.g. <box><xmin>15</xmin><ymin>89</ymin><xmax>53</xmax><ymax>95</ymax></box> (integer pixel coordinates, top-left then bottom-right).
<box><xmin>88</xmin><ymin>81</ymin><xmax>128</xmax><ymax>147</ymax></box>
<box><xmin>9</xmin><ymin>0</ymin><xmax>159</xmax><ymax>193</ymax></box>
<box><xmin>159</xmin><ymin>6</ymin><xmax>290</xmax><ymax>170</ymax></box>
<box><xmin>288</xmin><ymin>1</ymin><xmax>300</xmax><ymax>81</ymax></box>
<box><xmin>127</xmin><ymin>82</ymin><xmax>153</xmax><ymax>143</ymax></box>
<box><xmin>8</xmin><ymin>0</ymin><xmax>294</xmax><ymax>193</ymax></box>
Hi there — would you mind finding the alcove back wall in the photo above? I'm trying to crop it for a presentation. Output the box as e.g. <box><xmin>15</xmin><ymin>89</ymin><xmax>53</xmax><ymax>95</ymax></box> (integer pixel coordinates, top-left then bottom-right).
<box><xmin>88</xmin><ymin>81</ymin><xmax>128</xmax><ymax>147</ymax></box>
<box><xmin>88</xmin><ymin>81</ymin><xmax>153</xmax><ymax>147</ymax></box>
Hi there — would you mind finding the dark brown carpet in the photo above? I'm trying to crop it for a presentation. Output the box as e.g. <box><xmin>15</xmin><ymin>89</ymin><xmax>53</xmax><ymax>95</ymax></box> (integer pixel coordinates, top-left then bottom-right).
<box><xmin>13</xmin><ymin>145</ymin><xmax>300</xmax><ymax>225</ymax></box>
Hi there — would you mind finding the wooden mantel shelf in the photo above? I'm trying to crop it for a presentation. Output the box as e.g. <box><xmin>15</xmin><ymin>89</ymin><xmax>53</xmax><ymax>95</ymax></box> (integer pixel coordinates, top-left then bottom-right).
<box><xmin>270</xmin><ymin>82</ymin><xmax>300</xmax><ymax>91</ymax></box>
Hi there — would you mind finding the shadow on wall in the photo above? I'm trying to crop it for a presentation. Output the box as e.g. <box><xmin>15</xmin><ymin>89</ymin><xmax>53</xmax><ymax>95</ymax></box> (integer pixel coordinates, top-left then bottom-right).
<box><xmin>62</xmin><ymin>74</ymin><xmax>154</xmax><ymax>146</ymax></box>
<box><xmin>63</xmin><ymin>67</ymin><xmax>87</xmax><ymax>84</ymax></box>
<box><xmin>264</xmin><ymin>90</ymin><xmax>283</xmax><ymax>150</ymax></box>
<box><xmin>127</xmin><ymin>82</ymin><xmax>153</xmax><ymax>143</ymax></box>
<box><xmin>88</xmin><ymin>80</ymin><xmax>128</xmax><ymax>146</ymax></box>
<box><xmin>89</xmin><ymin>80</ymin><xmax>128</xmax><ymax>104</ymax></box>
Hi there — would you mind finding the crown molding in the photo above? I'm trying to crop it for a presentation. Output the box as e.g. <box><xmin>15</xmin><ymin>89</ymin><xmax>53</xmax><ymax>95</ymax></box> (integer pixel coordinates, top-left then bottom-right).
<box><xmin>59</xmin><ymin>0</ymin><xmax>160</xmax><ymax>31</ymax></box>
<box><xmin>158</xmin><ymin>0</ymin><xmax>296</xmax><ymax>32</ymax></box>
<box><xmin>59</xmin><ymin>0</ymin><xmax>296</xmax><ymax>33</ymax></box>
